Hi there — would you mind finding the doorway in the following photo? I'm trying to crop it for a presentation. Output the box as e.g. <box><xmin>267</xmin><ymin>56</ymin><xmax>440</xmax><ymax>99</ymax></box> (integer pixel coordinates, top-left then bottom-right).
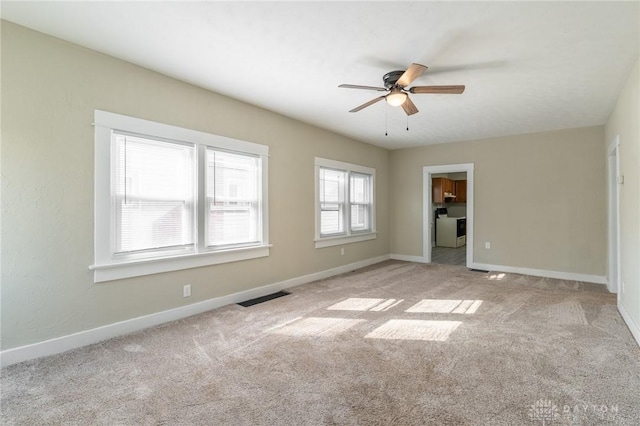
<box><xmin>607</xmin><ymin>137</ymin><xmax>620</xmax><ymax>295</ymax></box>
<box><xmin>423</xmin><ymin>164</ymin><xmax>474</xmax><ymax>267</ymax></box>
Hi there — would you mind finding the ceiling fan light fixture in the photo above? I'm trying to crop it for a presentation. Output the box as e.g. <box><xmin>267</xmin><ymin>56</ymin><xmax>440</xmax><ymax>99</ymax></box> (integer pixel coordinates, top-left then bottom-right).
<box><xmin>386</xmin><ymin>90</ymin><xmax>407</xmax><ymax>107</ymax></box>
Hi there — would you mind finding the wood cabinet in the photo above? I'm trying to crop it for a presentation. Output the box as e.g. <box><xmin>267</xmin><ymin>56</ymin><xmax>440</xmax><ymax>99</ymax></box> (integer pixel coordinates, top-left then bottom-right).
<box><xmin>454</xmin><ymin>180</ymin><xmax>467</xmax><ymax>203</ymax></box>
<box><xmin>432</xmin><ymin>177</ymin><xmax>455</xmax><ymax>203</ymax></box>
<box><xmin>432</xmin><ymin>178</ymin><xmax>467</xmax><ymax>203</ymax></box>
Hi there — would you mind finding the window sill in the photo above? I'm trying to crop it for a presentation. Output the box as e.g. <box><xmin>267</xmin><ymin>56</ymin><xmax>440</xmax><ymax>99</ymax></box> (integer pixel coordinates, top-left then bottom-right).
<box><xmin>314</xmin><ymin>232</ymin><xmax>377</xmax><ymax>248</ymax></box>
<box><xmin>90</xmin><ymin>245</ymin><xmax>271</xmax><ymax>283</ymax></box>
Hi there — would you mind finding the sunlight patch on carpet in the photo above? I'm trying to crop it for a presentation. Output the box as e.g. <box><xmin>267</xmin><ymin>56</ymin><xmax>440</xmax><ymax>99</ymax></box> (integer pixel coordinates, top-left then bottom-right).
<box><xmin>123</xmin><ymin>344</ymin><xmax>146</xmax><ymax>353</ymax></box>
<box><xmin>327</xmin><ymin>298</ymin><xmax>403</xmax><ymax>312</ymax></box>
<box><xmin>406</xmin><ymin>299</ymin><xmax>483</xmax><ymax>314</ymax></box>
<box><xmin>488</xmin><ymin>273</ymin><xmax>506</xmax><ymax>280</ymax></box>
<box><xmin>365</xmin><ymin>320</ymin><xmax>462</xmax><ymax>341</ymax></box>
<box><xmin>266</xmin><ymin>317</ymin><xmax>366</xmax><ymax>337</ymax></box>
<box><xmin>543</xmin><ymin>301</ymin><xmax>588</xmax><ymax>325</ymax></box>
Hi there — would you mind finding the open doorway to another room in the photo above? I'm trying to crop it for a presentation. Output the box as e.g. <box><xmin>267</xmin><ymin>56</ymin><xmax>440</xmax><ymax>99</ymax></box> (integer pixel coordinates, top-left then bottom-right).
<box><xmin>432</xmin><ymin>172</ymin><xmax>467</xmax><ymax>265</ymax></box>
<box><xmin>423</xmin><ymin>164</ymin><xmax>474</xmax><ymax>267</ymax></box>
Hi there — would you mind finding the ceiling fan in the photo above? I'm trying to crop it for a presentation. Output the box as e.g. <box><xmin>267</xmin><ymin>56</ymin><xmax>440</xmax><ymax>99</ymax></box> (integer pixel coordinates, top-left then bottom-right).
<box><xmin>339</xmin><ymin>63</ymin><xmax>465</xmax><ymax>116</ymax></box>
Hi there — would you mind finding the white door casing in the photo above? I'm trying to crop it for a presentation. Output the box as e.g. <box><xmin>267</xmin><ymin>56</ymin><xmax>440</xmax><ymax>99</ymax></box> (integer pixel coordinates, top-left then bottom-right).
<box><xmin>423</xmin><ymin>163</ymin><xmax>475</xmax><ymax>266</ymax></box>
<box><xmin>607</xmin><ymin>136</ymin><xmax>621</xmax><ymax>295</ymax></box>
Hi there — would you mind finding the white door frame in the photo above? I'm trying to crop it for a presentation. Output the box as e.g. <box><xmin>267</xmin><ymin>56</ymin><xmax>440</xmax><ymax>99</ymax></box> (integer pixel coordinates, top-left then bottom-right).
<box><xmin>423</xmin><ymin>163</ymin><xmax>474</xmax><ymax>266</ymax></box>
<box><xmin>607</xmin><ymin>136</ymin><xmax>621</xmax><ymax>295</ymax></box>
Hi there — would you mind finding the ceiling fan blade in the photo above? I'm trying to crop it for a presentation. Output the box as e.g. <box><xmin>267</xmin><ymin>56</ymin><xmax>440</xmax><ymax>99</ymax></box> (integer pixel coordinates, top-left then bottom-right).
<box><xmin>397</xmin><ymin>63</ymin><xmax>428</xmax><ymax>87</ymax></box>
<box><xmin>401</xmin><ymin>96</ymin><xmax>419</xmax><ymax>116</ymax></box>
<box><xmin>339</xmin><ymin>84</ymin><xmax>387</xmax><ymax>91</ymax></box>
<box><xmin>409</xmin><ymin>85</ymin><xmax>466</xmax><ymax>94</ymax></box>
<box><xmin>349</xmin><ymin>96</ymin><xmax>386</xmax><ymax>113</ymax></box>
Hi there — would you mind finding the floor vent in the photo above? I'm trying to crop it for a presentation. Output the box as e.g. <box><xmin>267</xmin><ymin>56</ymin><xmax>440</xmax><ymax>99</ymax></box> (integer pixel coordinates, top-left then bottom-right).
<box><xmin>469</xmin><ymin>268</ymin><xmax>490</xmax><ymax>273</ymax></box>
<box><xmin>238</xmin><ymin>291</ymin><xmax>291</xmax><ymax>307</ymax></box>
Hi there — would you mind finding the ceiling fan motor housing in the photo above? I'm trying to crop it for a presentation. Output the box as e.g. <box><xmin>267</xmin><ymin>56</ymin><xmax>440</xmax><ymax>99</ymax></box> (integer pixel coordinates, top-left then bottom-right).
<box><xmin>383</xmin><ymin>70</ymin><xmax>405</xmax><ymax>88</ymax></box>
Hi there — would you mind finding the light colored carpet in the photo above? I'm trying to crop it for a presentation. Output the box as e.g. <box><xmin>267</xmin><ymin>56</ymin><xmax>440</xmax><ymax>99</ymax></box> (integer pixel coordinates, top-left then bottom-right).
<box><xmin>2</xmin><ymin>261</ymin><xmax>639</xmax><ymax>425</ymax></box>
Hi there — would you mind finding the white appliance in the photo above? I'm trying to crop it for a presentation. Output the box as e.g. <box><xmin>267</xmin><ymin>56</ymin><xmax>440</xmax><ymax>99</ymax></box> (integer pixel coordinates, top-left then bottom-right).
<box><xmin>436</xmin><ymin>217</ymin><xmax>466</xmax><ymax>248</ymax></box>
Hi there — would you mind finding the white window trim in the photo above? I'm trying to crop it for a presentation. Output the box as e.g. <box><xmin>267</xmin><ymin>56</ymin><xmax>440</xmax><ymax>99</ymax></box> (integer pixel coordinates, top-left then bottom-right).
<box><xmin>91</xmin><ymin>110</ymin><xmax>269</xmax><ymax>283</ymax></box>
<box><xmin>314</xmin><ymin>157</ymin><xmax>376</xmax><ymax>249</ymax></box>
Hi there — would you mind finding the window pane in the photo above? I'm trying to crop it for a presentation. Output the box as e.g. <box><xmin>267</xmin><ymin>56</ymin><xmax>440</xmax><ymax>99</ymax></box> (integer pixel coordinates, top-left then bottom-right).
<box><xmin>350</xmin><ymin>173</ymin><xmax>370</xmax><ymax>204</ymax></box>
<box><xmin>206</xmin><ymin>149</ymin><xmax>260</xmax><ymax>247</ymax></box>
<box><xmin>350</xmin><ymin>173</ymin><xmax>371</xmax><ymax>232</ymax></box>
<box><xmin>319</xmin><ymin>168</ymin><xmax>346</xmax><ymax>235</ymax></box>
<box><xmin>350</xmin><ymin>204</ymin><xmax>369</xmax><ymax>231</ymax></box>
<box><xmin>114</xmin><ymin>134</ymin><xmax>195</xmax><ymax>254</ymax></box>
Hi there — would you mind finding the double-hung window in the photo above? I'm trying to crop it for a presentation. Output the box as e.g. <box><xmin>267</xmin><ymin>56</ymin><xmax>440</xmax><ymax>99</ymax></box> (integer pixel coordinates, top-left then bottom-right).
<box><xmin>92</xmin><ymin>110</ymin><xmax>269</xmax><ymax>282</ymax></box>
<box><xmin>315</xmin><ymin>158</ymin><xmax>376</xmax><ymax>248</ymax></box>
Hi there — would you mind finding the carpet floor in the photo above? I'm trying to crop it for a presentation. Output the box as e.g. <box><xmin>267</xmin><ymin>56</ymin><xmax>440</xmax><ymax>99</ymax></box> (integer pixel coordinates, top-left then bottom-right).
<box><xmin>2</xmin><ymin>261</ymin><xmax>639</xmax><ymax>425</ymax></box>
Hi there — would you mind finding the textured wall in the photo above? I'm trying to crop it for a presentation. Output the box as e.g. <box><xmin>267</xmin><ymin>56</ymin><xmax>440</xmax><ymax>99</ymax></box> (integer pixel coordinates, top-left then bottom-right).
<box><xmin>0</xmin><ymin>22</ymin><xmax>389</xmax><ymax>349</ymax></box>
<box><xmin>605</xmin><ymin>57</ymin><xmax>640</xmax><ymax>336</ymax></box>
<box><xmin>390</xmin><ymin>126</ymin><xmax>607</xmax><ymax>276</ymax></box>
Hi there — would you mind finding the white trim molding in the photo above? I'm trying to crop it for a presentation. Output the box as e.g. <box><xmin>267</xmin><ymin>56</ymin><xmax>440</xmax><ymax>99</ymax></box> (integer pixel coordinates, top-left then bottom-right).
<box><xmin>390</xmin><ymin>254</ymin><xmax>428</xmax><ymax>263</ymax></box>
<box><xmin>607</xmin><ymin>135</ymin><xmax>621</xmax><ymax>295</ymax></box>
<box><xmin>314</xmin><ymin>232</ymin><xmax>377</xmax><ymax>248</ymax></box>
<box><xmin>1</xmin><ymin>255</ymin><xmax>390</xmax><ymax>368</ymax></box>
<box><xmin>91</xmin><ymin>245</ymin><xmax>271</xmax><ymax>282</ymax></box>
<box><xmin>618</xmin><ymin>302</ymin><xmax>640</xmax><ymax>348</ymax></box>
<box><xmin>471</xmin><ymin>262</ymin><xmax>607</xmax><ymax>285</ymax></box>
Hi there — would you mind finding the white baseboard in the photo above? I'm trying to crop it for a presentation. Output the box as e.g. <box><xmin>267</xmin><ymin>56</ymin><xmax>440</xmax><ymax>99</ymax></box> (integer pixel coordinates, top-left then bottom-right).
<box><xmin>470</xmin><ymin>262</ymin><xmax>607</xmax><ymax>285</ymax></box>
<box><xmin>0</xmin><ymin>255</ymin><xmax>390</xmax><ymax>368</ymax></box>
<box><xmin>390</xmin><ymin>254</ymin><xmax>428</xmax><ymax>263</ymax></box>
<box><xmin>618</xmin><ymin>301</ymin><xmax>640</xmax><ymax>348</ymax></box>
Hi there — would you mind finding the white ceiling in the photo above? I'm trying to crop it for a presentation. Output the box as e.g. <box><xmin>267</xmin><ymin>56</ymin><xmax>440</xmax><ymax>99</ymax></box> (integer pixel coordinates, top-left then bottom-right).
<box><xmin>2</xmin><ymin>1</ymin><xmax>639</xmax><ymax>149</ymax></box>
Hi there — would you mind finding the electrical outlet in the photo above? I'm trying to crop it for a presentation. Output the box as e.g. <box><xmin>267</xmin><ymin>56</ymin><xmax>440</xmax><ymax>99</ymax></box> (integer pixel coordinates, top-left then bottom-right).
<box><xmin>485</xmin><ymin>242</ymin><xmax>491</xmax><ymax>249</ymax></box>
<box><xmin>340</xmin><ymin>248</ymin><xmax>345</xmax><ymax>256</ymax></box>
<box><xmin>183</xmin><ymin>284</ymin><xmax>191</xmax><ymax>298</ymax></box>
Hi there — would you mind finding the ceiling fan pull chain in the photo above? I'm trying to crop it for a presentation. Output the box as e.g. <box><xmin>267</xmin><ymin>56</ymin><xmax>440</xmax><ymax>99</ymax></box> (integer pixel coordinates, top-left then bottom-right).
<box><xmin>406</xmin><ymin>115</ymin><xmax>409</xmax><ymax>131</ymax></box>
<box><xmin>385</xmin><ymin>103</ymin><xmax>388</xmax><ymax>136</ymax></box>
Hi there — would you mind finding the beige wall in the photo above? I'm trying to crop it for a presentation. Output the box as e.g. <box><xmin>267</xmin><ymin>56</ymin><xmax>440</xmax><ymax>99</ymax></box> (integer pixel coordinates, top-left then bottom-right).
<box><xmin>390</xmin><ymin>126</ymin><xmax>607</xmax><ymax>276</ymax></box>
<box><xmin>0</xmin><ymin>22</ymin><xmax>389</xmax><ymax>350</ymax></box>
<box><xmin>605</xmin><ymin>57</ymin><xmax>640</xmax><ymax>337</ymax></box>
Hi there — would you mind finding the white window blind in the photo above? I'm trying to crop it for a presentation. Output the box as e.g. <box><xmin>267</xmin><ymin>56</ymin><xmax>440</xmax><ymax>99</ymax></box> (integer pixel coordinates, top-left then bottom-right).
<box><xmin>206</xmin><ymin>149</ymin><xmax>260</xmax><ymax>248</ymax></box>
<box><xmin>113</xmin><ymin>133</ymin><xmax>195</xmax><ymax>255</ymax></box>
<box><xmin>319</xmin><ymin>168</ymin><xmax>346</xmax><ymax>236</ymax></box>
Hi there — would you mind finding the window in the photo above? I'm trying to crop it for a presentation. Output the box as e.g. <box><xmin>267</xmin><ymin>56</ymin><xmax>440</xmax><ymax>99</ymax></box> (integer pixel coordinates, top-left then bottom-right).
<box><xmin>315</xmin><ymin>158</ymin><xmax>376</xmax><ymax>248</ymax></box>
<box><xmin>92</xmin><ymin>111</ymin><xmax>269</xmax><ymax>282</ymax></box>
<box><xmin>113</xmin><ymin>134</ymin><xmax>196</xmax><ymax>257</ymax></box>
